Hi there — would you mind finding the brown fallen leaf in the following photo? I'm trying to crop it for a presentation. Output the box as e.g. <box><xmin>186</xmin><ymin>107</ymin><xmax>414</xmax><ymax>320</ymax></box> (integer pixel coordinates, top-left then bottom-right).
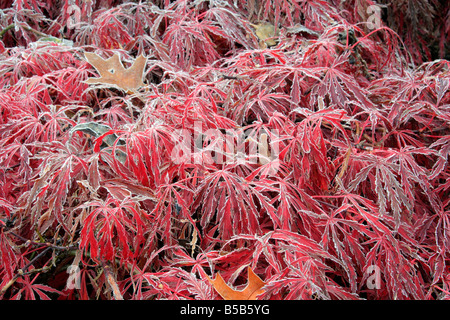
<box><xmin>250</xmin><ymin>23</ymin><xmax>279</xmax><ymax>48</ymax></box>
<box><xmin>84</xmin><ymin>52</ymin><xmax>147</xmax><ymax>93</ymax></box>
<box><xmin>209</xmin><ymin>266</ymin><xmax>266</xmax><ymax>300</ymax></box>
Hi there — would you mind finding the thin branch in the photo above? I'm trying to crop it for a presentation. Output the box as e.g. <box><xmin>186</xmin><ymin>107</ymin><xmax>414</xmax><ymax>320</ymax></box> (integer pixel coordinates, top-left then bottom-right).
<box><xmin>102</xmin><ymin>263</ymin><xmax>124</xmax><ymax>300</ymax></box>
<box><xmin>7</xmin><ymin>231</ymin><xmax>78</xmax><ymax>251</ymax></box>
<box><xmin>0</xmin><ymin>246</ymin><xmax>52</xmax><ymax>296</ymax></box>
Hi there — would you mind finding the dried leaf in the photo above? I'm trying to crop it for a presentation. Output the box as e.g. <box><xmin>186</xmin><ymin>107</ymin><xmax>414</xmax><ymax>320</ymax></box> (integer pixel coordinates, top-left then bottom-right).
<box><xmin>70</xmin><ymin>122</ymin><xmax>122</xmax><ymax>148</ymax></box>
<box><xmin>209</xmin><ymin>267</ymin><xmax>266</xmax><ymax>300</ymax></box>
<box><xmin>286</xmin><ymin>24</ymin><xmax>319</xmax><ymax>36</ymax></box>
<box><xmin>84</xmin><ymin>52</ymin><xmax>147</xmax><ymax>92</ymax></box>
<box><xmin>250</xmin><ymin>23</ymin><xmax>278</xmax><ymax>47</ymax></box>
<box><xmin>70</xmin><ymin>122</ymin><xmax>127</xmax><ymax>163</ymax></box>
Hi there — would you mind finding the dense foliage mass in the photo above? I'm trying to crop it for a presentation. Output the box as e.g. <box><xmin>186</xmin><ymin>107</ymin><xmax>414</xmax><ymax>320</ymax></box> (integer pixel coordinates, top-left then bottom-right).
<box><xmin>0</xmin><ymin>0</ymin><xmax>449</xmax><ymax>300</ymax></box>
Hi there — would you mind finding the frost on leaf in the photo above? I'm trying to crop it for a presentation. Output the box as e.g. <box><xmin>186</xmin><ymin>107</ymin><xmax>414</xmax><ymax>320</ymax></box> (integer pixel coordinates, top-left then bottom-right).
<box><xmin>84</xmin><ymin>52</ymin><xmax>147</xmax><ymax>92</ymax></box>
<box><xmin>1</xmin><ymin>0</ymin><xmax>449</xmax><ymax>301</ymax></box>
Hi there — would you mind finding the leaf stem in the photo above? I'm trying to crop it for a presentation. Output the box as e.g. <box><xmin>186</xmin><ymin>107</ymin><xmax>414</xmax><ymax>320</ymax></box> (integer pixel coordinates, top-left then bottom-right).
<box><xmin>0</xmin><ymin>24</ymin><xmax>14</xmax><ymax>39</ymax></box>
<box><xmin>0</xmin><ymin>22</ymin><xmax>49</xmax><ymax>39</ymax></box>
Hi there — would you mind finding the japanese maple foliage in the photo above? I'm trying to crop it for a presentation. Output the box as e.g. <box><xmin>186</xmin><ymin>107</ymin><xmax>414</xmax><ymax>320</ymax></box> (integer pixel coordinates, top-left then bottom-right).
<box><xmin>0</xmin><ymin>0</ymin><xmax>449</xmax><ymax>300</ymax></box>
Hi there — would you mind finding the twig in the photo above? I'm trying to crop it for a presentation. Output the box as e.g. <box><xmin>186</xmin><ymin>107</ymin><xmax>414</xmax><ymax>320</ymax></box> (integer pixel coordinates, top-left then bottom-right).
<box><xmin>8</xmin><ymin>230</ymin><xmax>78</xmax><ymax>251</ymax></box>
<box><xmin>102</xmin><ymin>263</ymin><xmax>124</xmax><ymax>300</ymax></box>
<box><xmin>0</xmin><ymin>231</ymin><xmax>77</xmax><ymax>296</ymax></box>
<box><xmin>0</xmin><ymin>246</ymin><xmax>52</xmax><ymax>296</ymax></box>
